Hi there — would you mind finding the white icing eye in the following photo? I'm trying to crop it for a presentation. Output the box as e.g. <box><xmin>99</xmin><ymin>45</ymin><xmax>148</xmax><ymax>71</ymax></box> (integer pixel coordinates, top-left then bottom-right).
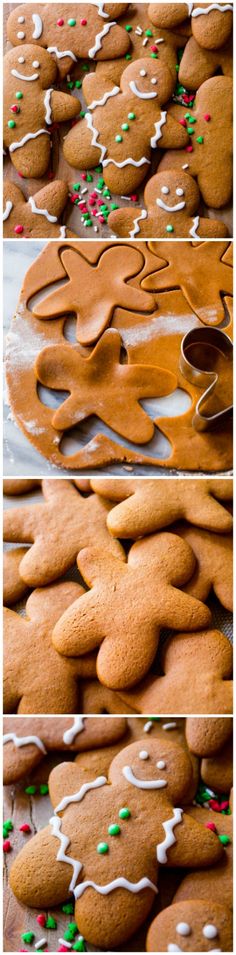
<box><xmin>161</xmin><ymin>186</ymin><xmax>169</xmax><ymax>195</ymax></box>
<box><xmin>33</xmin><ymin>60</ymin><xmax>40</xmax><ymax>68</ymax></box>
<box><xmin>176</xmin><ymin>188</ymin><xmax>184</xmax><ymax>196</ymax></box>
<box><xmin>18</xmin><ymin>16</ymin><xmax>25</xmax><ymax>22</ymax></box>
<box><xmin>157</xmin><ymin>760</ymin><xmax>166</xmax><ymax>770</ymax></box>
<box><xmin>151</xmin><ymin>78</ymin><xmax>157</xmax><ymax>85</ymax></box>
<box><xmin>17</xmin><ymin>32</ymin><xmax>25</xmax><ymax>39</ymax></box>
<box><xmin>139</xmin><ymin>750</ymin><xmax>149</xmax><ymax>760</ymax></box>
<box><xmin>140</xmin><ymin>69</ymin><xmax>146</xmax><ymax>76</ymax></box>
<box><xmin>176</xmin><ymin>923</ymin><xmax>191</xmax><ymax>936</ymax></box>
<box><xmin>203</xmin><ymin>926</ymin><xmax>218</xmax><ymax>940</ymax></box>
<box><xmin>18</xmin><ymin>56</ymin><xmax>25</xmax><ymax>63</ymax></box>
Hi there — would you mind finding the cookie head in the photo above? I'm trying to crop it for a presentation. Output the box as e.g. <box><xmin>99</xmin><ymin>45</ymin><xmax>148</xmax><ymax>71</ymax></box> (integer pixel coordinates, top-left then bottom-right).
<box><xmin>7</xmin><ymin>44</ymin><xmax>57</xmax><ymax>89</ymax></box>
<box><xmin>146</xmin><ymin>169</ymin><xmax>199</xmax><ymax>216</ymax></box>
<box><xmin>7</xmin><ymin>6</ymin><xmax>45</xmax><ymax>47</ymax></box>
<box><xmin>109</xmin><ymin>737</ymin><xmax>193</xmax><ymax>803</ymax></box>
<box><xmin>192</xmin><ymin>4</ymin><xmax>233</xmax><ymax>51</ymax></box>
<box><xmin>146</xmin><ymin>898</ymin><xmax>233</xmax><ymax>952</ymax></box>
<box><xmin>121</xmin><ymin>57</ymin><xmax>173</xmax><ymax>104</ymax></box>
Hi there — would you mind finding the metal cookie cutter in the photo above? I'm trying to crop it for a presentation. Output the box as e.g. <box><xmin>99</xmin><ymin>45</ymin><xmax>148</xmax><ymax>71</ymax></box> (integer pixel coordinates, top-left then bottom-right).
<box><xmin>179</xmin><ymin>327</ymin><xmax>233</xmax><ymax>433</ymax></box>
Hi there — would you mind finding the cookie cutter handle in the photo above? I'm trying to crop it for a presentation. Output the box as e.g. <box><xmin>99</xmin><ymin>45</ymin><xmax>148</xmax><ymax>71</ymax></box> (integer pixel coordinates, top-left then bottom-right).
<box><xmin>179</xmin><ymin>327</ymin><xmax>233</xmax><ymax>433</ymax></box>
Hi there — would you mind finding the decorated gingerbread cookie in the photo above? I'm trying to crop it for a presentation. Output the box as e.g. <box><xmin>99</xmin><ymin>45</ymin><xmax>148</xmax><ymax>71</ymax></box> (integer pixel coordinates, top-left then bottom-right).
<box><xmin>52</xmin><ymin>532</ymin><xmax>211</xmax><ymax>689</ymax></box>
<box><xmin>174</xmin><ymin>797</ymin><xmax>233</xmax><ymax>910</ymax></box>
<box><xmin>108</xmin><ymin>169</ymin><xmax>228</xmax><ymax>238</ymax></box>
<box><xmin>147</xmin><ymin>898</ymin><xmax>233</xmax><ymax>952</ymax></box>
<box><xmin>96</xmin><ymin>3</ymin><xmax>191</xmax><ymax>89</ymax></box>
<box><xmin>120</xmin><ymin>629</ymin><xmax>233</xmax><ymax>715</ymax></box>
<box><xmin>158</xmin><ymin>75</ymin><xmax>233</xmax><ymax>209</ymax></box>
<box><xmin>3</xmin><ymin>181</ymin><xmax>77</xmax><ymax>239</ymax></box>
<box><xmin>3</xmin><ymin>478</ymin><xmax>125</xmax><ymax>587</ymax></box>
<box><xmin>3</xmin><ymin>714</ymin><xmax>127</xmax><ymax>784</ymax></box>
<box><xmin>4</xmin><ymin>44</ymin><xmax>80</xmax><ymax>178</ymax></box>
<box><xmin>3</xmin><ymin>582</ymin><xmax>100</xmax><ymax>714</ymax></box>
<box><xmin>10</xmin><ymin>737</ymin><xmax>222</xmax><ymax>949</ymax></box>
<box><xmin>91</xmin><ymin>477</ymin><xmax>233</xmax><ymax>538</ymax></box>
<box><xmin>35</xmin><ymin>328</ymin><xmax>176</xmax><ymax>443</ymax></box>
<box><xmin>7</xmin><ymin>4</ymin><xmax>131</xmax><ymax>79</ymax></box>
<box><xmin>63</xmin><ymin>57</ymin><xmax>189</xmax><ymax>194</ymax></box>
<box><xmin>149</xmin><ymin>3</ymin><xmax>233</xmax><ymax>49</ymax></box>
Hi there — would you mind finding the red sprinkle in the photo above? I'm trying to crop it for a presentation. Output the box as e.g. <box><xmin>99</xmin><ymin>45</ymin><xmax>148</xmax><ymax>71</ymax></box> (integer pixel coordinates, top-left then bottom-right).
<box><xmin>19</xmin><ymin>824</ymin><xmax>31</xmax><ymax>833</ymax></box>
<box><xmin>130</xmin><ymin>194</ymin><xmax>138</xmax><ymax>201</ymax></box>
<box><xmin>186</xmin><ymin>145</ymin><xmax>193</xmax><ymax>152</ymax></box>
<box><xmin>37</xmin><ymin>914</ymin><xmax>46</xmax><ymax>927</ymax></box>
<box><xmin>205</xmin><ymin>822</ymin><xmax>217</xmax><ymax>833</ymax></box>
<box><xmin>209</xmin><ymin>799</ymin><xmax>221</xmax><ymax>811</ymax></box>
<box><xmin>90</xmin><ymin>191</ymin><xmax>98</xmax><ymax>199</ymax></box>
<box><xmin>204</xmin><ymin>113</ymin><xmax>211</xmax><ymax>121</ymax></box>
<box><xmin>81</xmin><ymin>18</ymin><xmax>87</xmax><ymax>25</ymax></box>
<box><xmin>179</xmin><ymin>118</ymin><xmax>187</xmax><ymax>127</ymax></box>
<box><xmin>88</xmin><ymin>197</ymin><xmax>96</xmax><ymax>206</ymax></box>
<box><xmin>97</xmin><ymin>198</ymin><xmax>104</xmax><ymax>206</ymax></box>
<box><xmin>182</xmin><ymin>94</ymin><xmax>189</xmax><ymax>103</ymax></box>
<box><xmin>3</xmin><ymin>839</ymin><xmax>11</xmax><ymax>852</ymax></box>
<box><xmin>81</xmin><ymin>172</ymin><xmax>87</xmax><ymax>180</ymax></box>
<box><xmin>98</xmin><ymin>215</ymin><xmax>105</xmax><ymax>223</ymax></box>
<box><xmin>220</xmin><ymin>801</ymin><xmax>229</xmax><ymax>810</ymax></box>
<box><xmin>10</xmin><ymin>104</ymin><xmax>20</xmax><ymax>113</ymax></box>
<box><xmin>92</xmin><ymin>209</ymin><xmax>98</xmax><ymax>216</ymax></box>
<box><xmin>58</xmin><ymin>948</ymin><xmax>69</xmax><ymax>953</ymax></box>
<box><xmin>17</xmin><ymin>171</ymin><xmax>24</xmax><ymax>177</ymax></box>
<box><xmin>150</xmin><ymin>45</ymin><xmax>158</xmax><ymax>52</ymax></box>
<box><xmin>14</xmin><ymin>224</ymin><xmax>24</xmax><ymax>234</ymax></box>
<box><xmin>57</xmin><ymin>18</ymin><xmax>64</xmax><ymax>26</ymax></box>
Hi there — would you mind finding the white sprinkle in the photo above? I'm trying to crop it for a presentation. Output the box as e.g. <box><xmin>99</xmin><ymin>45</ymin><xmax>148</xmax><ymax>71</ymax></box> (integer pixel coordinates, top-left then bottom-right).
<box><xmin>135</xmin><ymin>26</ymin><xmax>143</xmax><ymax>35</ymax></box>
<box><xmin>182</xmin><ymin>163</ymin><xmax>189</xmax><ymax>169</ymax></box>
<box><xmin>155</xmin><ymin>37</ymin><xmax>165</xmax><ymax>42</ymax></box>
<box><xmin>94</xmin><ymin>187</ymin><xmax>102</xmax><ymax>194</ymax></box>
<box><xmin>142</xmin><ymin>36</ymin><xmax>148</xmax><ymax>45</ymax></box>
<box><xmin>81</xmin><ymin>187</ymin><xmax>88</xmax><ymax>194</ymax></box>
<box><xmin>144</xmin><ymin>720</ymin><xmax>153</xmax><ymax>733</ymax></box>
<box><xmin>93</xmin><ymin>225</ymin><xmax>98</xmax><ymax>232</ymax></box>
<box><xmin>121</xmin><ymin>195</ymin><xmax>132</xmax><ymax>200</ymax></box>
<box><xmin>162</xmin><ymin>722</ymin><xmax>177</xmax><ymax>730</ymax></box>
<box><xmin>58</xmin><ymin>941</ymin><xmax>72</xmax><ymax>950</ymax></box>
<box><xmin>35</xmin><ymin>942</ymin><xmax>47</xmax><ymax>951</ymax></box>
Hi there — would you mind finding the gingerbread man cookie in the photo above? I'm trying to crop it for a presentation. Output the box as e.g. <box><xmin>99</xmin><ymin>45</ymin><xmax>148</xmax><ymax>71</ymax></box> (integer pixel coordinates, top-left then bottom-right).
<box><xmin>174</xmin><ymin>797</ymin><xmax>233</xmax><ymax>910</ymax></box>
<box><xmin>3</xmin><ymin>714</ymin><xmax>127</xmax><ymax>784</ymax></box>
<box><xmin>52</xmin><ymin>533</ymin><xmax>211</xmax><ymax>689</ymax></box>
<box><xmin>174</xmin><ymin>523</ymin><xmax>233</xmax><ymax>611</ymax></box>
<box><xmin>96</xmin><ymin>3</ymin><xmax>191</xmax><ymax>89</ymax></box>
<box><xmin>120</xmin><ymin>629</ymin><xmax>233</xmax><ymax>715</ymax></box>
<box><xmin>4</xmin><ymin>44</ymin><xmax>80</xmax><ymax>177</ymax></box>
<box><xmin>108</xmin><ymin>169</ymin><xmax>228</xmax><ymax>238</ymax></box>
<box><xmin>159</xmin><ymin>76</ymin><xmax>233</xmax><ymax>209</ymax></box>
<box><xmin>3</xmin><ymin>181</ymin><xmax>77</xmax><ymax>239</ymax></box>
<box><xmin>91</xmin><ymin>477</ymin><xmax>233</xmax><ymax>538</ymax></box>
<box><xmin>147</xmin><ymin>898</ymin><xmax>233</xmax><ymax>952</ymax></box>
<box><xmin>35</xmin><ymin>328</ymin><xmax>176</xmax><ymax>444</ymax></box>
<box><xmin>149</xmin><ymin>3</ymin><xmax>233</xmax><ymax>49</ymax></box>
<box><xmin>142</xmin><ymin>240</ymin><xmax>233</xmax><ymax>325</ymax></box>
<box><xmin>3</xmin><ymin>479</ymin><xmax>125</xmax><ymax>587</ymax></box>
<box><xmin>179</xmin><ymin>34</ymin><xmax>233</xmax><ymax>89</ymax></box>
<box><xmin>10</xmin><ymin>737</ymin><xmax>222</xmax><ymax>949</ymax></box>
<box><xmin>7</xmin><ymin>4</ymin><xmax>131</xmax><ymax>79</ymax></box>
<box><xmin>63</xmin><ymin>57</ymin><xmax>189</xmax><ymax>194</ymax></box>
<box><xmin>3</xmin><ymin>582</ymin><xmax>100</xmax><ymax>714</ymax></box>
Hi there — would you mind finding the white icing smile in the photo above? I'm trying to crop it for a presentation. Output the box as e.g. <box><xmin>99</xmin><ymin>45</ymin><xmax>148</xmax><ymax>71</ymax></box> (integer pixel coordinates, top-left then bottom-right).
<box><xmin>11</xmin><ymin>68</ymin><xmax>39</xmax><ymax>81</ymax></box>
<box><xmin>156</xmin><ymin>197</ymin><xmax>186</xmax><ymax>212</ymax></box>
<box><xmin>123</xmin><ymin>765</ymin><xmax>167</xmax><ymax>789</ymax></box>
<box><xmin>129</xmin><ymin>80</ymin><xmax>157</xmax><ymax>99</ymax></box>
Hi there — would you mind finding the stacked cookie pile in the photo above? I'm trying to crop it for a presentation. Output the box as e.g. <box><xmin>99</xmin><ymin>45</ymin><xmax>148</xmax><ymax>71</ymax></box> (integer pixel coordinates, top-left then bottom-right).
<box><xmin>3</xmin><ymin>476</ymin><xmax>233</xmax><ymax>716</ymax></box>
<box><xmin>3</xmin><ymin>2</ymin><xmax>233</xmax><ymax>238</ymax></box>
<box><xmin>3</xmin><ymin>716</ymin><xmax>233</xmax><ymax>951</ymax></box>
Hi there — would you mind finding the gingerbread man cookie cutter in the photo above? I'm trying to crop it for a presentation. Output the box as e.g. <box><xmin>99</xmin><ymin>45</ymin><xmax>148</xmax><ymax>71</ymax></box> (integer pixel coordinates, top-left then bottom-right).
<box><xmin>179</xmin><ymin>327</ymin><xmax>233</xmax><ymax>432</ymax></box>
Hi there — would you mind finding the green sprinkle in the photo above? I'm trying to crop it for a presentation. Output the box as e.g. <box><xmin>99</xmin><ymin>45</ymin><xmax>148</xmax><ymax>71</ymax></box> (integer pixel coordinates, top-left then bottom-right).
<box><xmin>196</xmin><ymin>136</ymin><xmax>204</xmax><ymax>143</ymax></box>
<box><xmin>115</xmin><ymin>134</ymin><xmax>123</xmax><ymax>142</ymax></box>
<box><xmin>121</xmin><ymin>123</ymin><xmax>129</xmax><ymax>131</ymax></box>
<box><xmin>125</xmin><ymin>24</ymin><xmax>132</xmax><ymax>31</ymax></box>
<box><xmin>103</xmin><ymin>188</ymin><xmax>111</xmax><ymax>197</ymax></box>
<box><xmin>73</xmin><ymin>183</ymin><xmax>81</xmax><ymax>191</ymax></box>
<box><xmin>148</xmin><ymin>716</ymin><xmax>160</xmax><ymax>721</ymax></box>
<box><xmin>21</xmin><ymin>932</ymin><xmax>35</xmax><ymax>944</ymax></box>
<box><xmin>67</xmin><ymin>81</ymin><xmax>74</xmax><ymax>89</ymax></box>
<box><xmin>97</xmin><ymin>177</ymin><xmax>105</xmax><ymax>188</ymax></box>
<box><xmin>110</xmin><ymin>202</ymin><xmax>118</xmax><ymax>210</ymax></box>
<box><xmin>82</xmin><ymin>64</ymin><xmax>89</xmax><ymax>71</ymax></box>
<box><xmin>39</xmin><ymin>784</ymin><xmax>48</xmax><ymax>795</ymax></box>
<box><xmin>145</xmin><ymin>29</ymin><xmax>153</xmax><ymax>36</ymax></box>
<box><xmin>119</xmin><ymin>807</ymin><xmax>131</xmax><ymax>819</ymax></box>
<box><xmin>125</xmin><ymin>53</ymin><xmax>132</xmax><ymax>59</ymax></box>
<box><xmin>3</xmin><ymin>819</ymin><xmax>13</xmax><ymax>832</ymax></box>
<box><xmin>97</xmin><ymin>841</ymin><xmax>109</xmax><ymax>854</ymax></box>
<box><xmin>86</xmin><ymin>173</ymin><xmax>93</xmax><ymax>181</ymax></box>
<box><xmin>175</xmin><ymin>64</ymin><xmax>179</xmax><ymax>71</ymax></box>
<box><xmin>64</xmin><ymin>930</ymin><xmax>75</xmax><ymax>942</ymax></box>
<box><xmin>151</xmin><ymin>53</ymin><xmax>158</xmax><ymax>58</ymax></box>
<box><xmin>187</xmin><ymin>127</ymin><xmax>194</xmax><ymax>134</ymax></box>
<box><xmin>73</xmin><ymin>939</ymin><xmax>86</xmax><ymax>952</ymax></box>
<box><xmin>8</xmin><ymin>119</ymin><xmax>16</xmax><ymax>128</ymax></box>
<box><xmin>177</xmin><ymin>85</ymin><xmax>185</xmax><ymax>94</ymax></box>
<box><xmin>190</xmin><ymin>116</ymin><xmax>197</xmax><ymax>122</ymax></box>
<box><xmin>184</xmin><ymin>112</ymin><xmax>191</xmax><ymax>120</ymax></box>
<box><xmin>68</xmin><ymin>18</ymin><xmax>76</xmax><ymax>25</ymax></box>
<box><xmin>166</xmin><ymin>225</ymin><xmax>174</xmax><ymax>233</ymax></box>
<box><xmin>84</xmin><ymin>219</ymin><xmax>92</xmax><ymax>226</ymax></box>
<box><xmin>80</xmin><ymin>111</ymin><xmax>86</xmax><ymax>118</ymax></box>
<box><xmin>16</xmin><ymin>91</ymin><xmax>23</xmax><ymax>99</ymax></box>
<box><xmin>25</xmin><ymin>785</ymin><xmax>36</xmax><ymax>794</ymax></box>
<box><xmin>128</xmin><ymin>112</ymin><xmax>135</xmax><ymax>120</ymax></box>
<box><xmin>100</xmin><ymin>204</ymin><xmax>108</xmax><ymax>212</ymax></box>
<box><xmin>108</xmin><ymin>823</ymin><xmax>120</xmax><ymax>836</ymax></box>
<box><xmin>219</xmin><ymin>834</ymin><xmax>231</xmax><ymax>845</ymax></box>
<box><xmin>67</xmin><ymin>923</ymin><xmax>78</xmax><ymax>936</ymax></box>
<box><xmin>46</xmin><ymin>916</ymin><xmax>57</xmax><ymax>929</ymax></box>
<box><xmin>62</xmin><ymin>902</ymin><xmax>74</xmax><ymax>914</ymax></box>
<box><xmin>95</xmin><ymin>165</ymin><xmax>102</xmax><ymax>173</ymax></box>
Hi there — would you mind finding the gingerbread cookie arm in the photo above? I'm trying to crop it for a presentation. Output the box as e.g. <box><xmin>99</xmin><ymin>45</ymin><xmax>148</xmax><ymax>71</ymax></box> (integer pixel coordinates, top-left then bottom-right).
<box><xmin>158</xmin><ymin>810</ymin><xmax>222</xmax><ymax>868</ymax></box>
<box><xmin>179</xmin><ymin>35</ymin><xmax>226</xmax><ymax>89</ymax></box>
<box><xmin>108</xmin><ymin>206</ymin><xmax>145</xmax><ymax>238</ymax></box>
<box><xmin>3</xmin><ymin>503</ymin><xmax>40</xmax><ymax>544</ymax></box>
<box><xmin>158</xmin><ymin>112</ymin><xmax>190</xmax><ymax>149</ymax></box>
<box><xmin>49</xmin><ymin>89</ymin><xmax>81</xmax><ymax>123</ymax></box>
<box><xmin>3</xmin><ymin>549</ymin><xmax>30</xmax><ymax>606</ymax></box>
<box><xmin>3</xmin><ymin>607</ymin><xmax>27</xmax><ymax>711</ymax></box>
<box><xmin>53</xmin><ymin>590</ymin><xmax>103</xmax><ymax>657</ymax></box>
<box><xmin>10</xmin><ymin>822</ymin><xmax>78</xmax><ymax>907</ymax></box>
